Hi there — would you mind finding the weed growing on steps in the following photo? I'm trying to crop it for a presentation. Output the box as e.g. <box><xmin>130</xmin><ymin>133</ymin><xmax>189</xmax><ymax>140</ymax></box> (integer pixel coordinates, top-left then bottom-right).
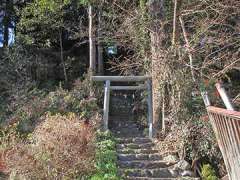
<box><xmin>91</xmin><ymin>131</ymin><xmax>121</xmax><ymax>180</ymax></box>
<box><xmin>202</xmin><ymin>164</ymin><xmax>218</xmax><ymax>180</ymax></box>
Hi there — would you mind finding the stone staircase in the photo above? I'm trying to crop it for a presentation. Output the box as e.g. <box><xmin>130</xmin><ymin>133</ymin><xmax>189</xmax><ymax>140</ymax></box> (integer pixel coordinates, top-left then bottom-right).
<box><xmin>109</xmin><ymin>117</ymin><xmax>198</xmax><ymax>180</ymax></box>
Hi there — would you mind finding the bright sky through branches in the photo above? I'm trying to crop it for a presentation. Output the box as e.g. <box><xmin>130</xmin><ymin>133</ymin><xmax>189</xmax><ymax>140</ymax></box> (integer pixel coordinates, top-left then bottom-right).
<box><xmin>0</xmin><ymin>10</ymin><xmax>15</xmax><ymax>47</ymax></box>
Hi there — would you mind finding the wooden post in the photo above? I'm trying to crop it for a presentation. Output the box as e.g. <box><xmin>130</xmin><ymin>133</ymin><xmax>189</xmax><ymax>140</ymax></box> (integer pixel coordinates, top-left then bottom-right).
<box><xmin>103</xmin><ymin>80</ymin><xmax>110</xmax><ymax>130</ymax></box>
<box><xmin>147</xmin><ymin>80</ymin><xmax>153</xmax><ymax>139</ymax></box>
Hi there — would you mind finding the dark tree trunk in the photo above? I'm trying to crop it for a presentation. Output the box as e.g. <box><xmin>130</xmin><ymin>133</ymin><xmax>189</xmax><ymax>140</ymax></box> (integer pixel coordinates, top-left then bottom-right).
<box><xmin>59</xmin><ymin>30</ymin><xmax>68</xmax><ymax>83</ymax></box>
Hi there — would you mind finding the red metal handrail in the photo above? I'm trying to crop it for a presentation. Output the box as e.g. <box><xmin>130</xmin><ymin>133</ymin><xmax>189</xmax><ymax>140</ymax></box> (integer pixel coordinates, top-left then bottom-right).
<box><xmin>207</xmin><ymin>106</ymin><xmax>240</xmax><ymax>180</ymax></box>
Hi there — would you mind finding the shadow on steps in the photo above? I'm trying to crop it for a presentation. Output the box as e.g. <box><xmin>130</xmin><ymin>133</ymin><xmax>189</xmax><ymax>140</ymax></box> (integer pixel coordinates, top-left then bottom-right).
<box><xmin>109</xmin><ymin>115</ymin><xmax>146</xmax><ymax>138</ymax></box>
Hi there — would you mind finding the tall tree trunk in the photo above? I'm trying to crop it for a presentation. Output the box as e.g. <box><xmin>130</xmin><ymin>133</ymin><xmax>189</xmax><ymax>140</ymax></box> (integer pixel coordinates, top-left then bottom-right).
<box><xmin>172</xmin><ymin>0</ymin><xmax>178</xmax><ymax>47</ymax></box>
<box><xmin>172</xmin><ymin>0</ymin><xmax>182</xmax><ymax>52</ymax></box>
<box><xmin>97</xmin><ymin>5</ymin><xmax>104</xmax><ymax>75</ymax></box>
<box><xmin>89</xmin><ymin>5</ymin><xmax>96</xmax><ymax>75</ymax></box>
<box><xmin>59</xmin><ymin>30</ymin><xmax>68</xmax><ymax>83</ymax></box>
<box><xmin>149</xmin><ymin>0</ymin><xmax>165</xmax><ymax>130</ymax></box>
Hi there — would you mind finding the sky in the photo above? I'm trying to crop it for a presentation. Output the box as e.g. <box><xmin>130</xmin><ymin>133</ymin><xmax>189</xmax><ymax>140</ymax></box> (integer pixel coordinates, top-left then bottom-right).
<box><xmin>0</xmin><ymin>10</ymin><xmax>15</xmax><ymax>47</ymax></box>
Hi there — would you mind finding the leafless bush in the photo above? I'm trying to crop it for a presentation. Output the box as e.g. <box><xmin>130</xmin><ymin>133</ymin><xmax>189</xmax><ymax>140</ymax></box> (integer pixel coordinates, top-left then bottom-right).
<box><xmin>5</xmin><ymin>113</ymin><xmax>99</xmax><ymax>179</ymax></box>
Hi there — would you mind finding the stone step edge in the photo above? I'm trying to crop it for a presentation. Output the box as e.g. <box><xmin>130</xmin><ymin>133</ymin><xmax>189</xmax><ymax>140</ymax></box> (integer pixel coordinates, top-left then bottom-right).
<box><xmin>119</xmin><ymin>167</ymin><xmax>176</xmax><ymax>171</ymax></box>
<box><xmin>118</xmin><ymin>160</ymin><xmax>177</xmax><ymax>165</ymax></box>
<box><xmin>119</xmin><ymin>168</ymin><xmax>178</xmax><ymax>178</ymax></box>
<box><xmin>126</xmin><ymin>177</ymin><xmax>179</xmax><ymax>180</ymax></box>
<box><xmin>118</xmin><ymin>161</ymin><xmax>177</xmax><ymax>169</ymax></box>
<box><xmin>116</xmin><ymin>142</ymin><xmax>155</xmax><ymax>147</ymax></box>
<box><xmin>117</xmin><ymin>153</ymin><xmax>163</xmax><ymax>157</ymax></box>
<box><xmin>119</xmin><ymin>168</ymin><xmax>198</xmax><ymax>179</ymax></box>
<box><xmin>117</xmin><ymin>150</ymin><xmax>159</xmax><ymax>153</ymax></box>
<box><xmin>126</xmin><ymin>177</ymin><xmax>200</xmax><ymax>180</ymax></box>
<box><xmin>116</xmin><ymin>137</ymin><xmax>152</xmax><ymax>141</ymax></box>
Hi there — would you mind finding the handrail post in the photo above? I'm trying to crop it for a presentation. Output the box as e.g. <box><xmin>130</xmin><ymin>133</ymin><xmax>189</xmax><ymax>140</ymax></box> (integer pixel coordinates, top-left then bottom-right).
<box><xmin>216</xmin><ymin>83</ymin><xmax>234</xmax><ymax>110</ymax></box>
<box><xmin>103</xmin><ymin>80</ymin><xmax>111</xmax><ymax>130</ymax></box>
<box><xmin>201</xmin><ymin>91</ymin><xmax>211</xmax><ymax>107</ymax></box>
<box><xmin>147</xmin><ymin>79</ymin><xmax>153</xmax><ymax>139</ymax></box>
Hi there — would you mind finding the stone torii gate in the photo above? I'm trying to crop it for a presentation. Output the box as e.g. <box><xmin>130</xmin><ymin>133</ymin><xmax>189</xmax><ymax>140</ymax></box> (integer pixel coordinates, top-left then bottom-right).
<box><xmin>92</xmin><ymin>76</ymin><xmax>153</xmax><ymax>138</ymax></box>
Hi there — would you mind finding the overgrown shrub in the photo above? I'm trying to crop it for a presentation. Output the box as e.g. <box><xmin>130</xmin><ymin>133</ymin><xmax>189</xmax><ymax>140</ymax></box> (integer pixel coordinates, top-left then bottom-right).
<box><xmin>5</xmin><ymin>113</ymin><xmax>98</xmax><ymax>179</ymax></box>
<box><xmin>182</xmin><ymin>119</ymin><xmax>221</xmax><ymax>159</ymax></box>
<box><xmin>2</xmin><ymin>77</ymin><xmax>100</xmax><ymax>134</ymax></box>
<box><xmin>0</xmin><ymin>76</ymin><xmax>103</xmax><ymax>178</ymax></box>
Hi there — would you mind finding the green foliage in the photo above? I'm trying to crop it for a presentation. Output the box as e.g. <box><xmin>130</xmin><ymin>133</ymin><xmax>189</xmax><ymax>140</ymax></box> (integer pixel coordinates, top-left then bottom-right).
<box><xmin>0</xmin><ymin>99</ymin><xmax>7</xmax><ymax>125</ymax></box>
<box><xmin>0</xmin><ymin>77</ymin><xmax>101</xmax><ymax>178</ymax></box>
<box><xmin>91</xmin><ymin>131</ymin><xmax>120</xmax><ymax>180</ymax></box>
<box><xmin>19</xmin><ymin>0</ymin><xmax>63</xmax><ymax>45</ymax></box>
<box><xmin>18</xmin><ymin>0</ymin><xmax>84</xmax><ymax>47</ymax></box>
<box><xmin>0</xmin><ymin>39</ymin><xmax>35</xmax><ymax>99</ymax></box>
<box><xmin>182</xmin><ymin>118</ymin><xmax>222</xmax><ymax>161</ymax></box>
<box><xmin>186</xmin><ymin>92</ymin><xmax>205</xmax><ymax>117</ymax></box>
<box><xmin>1</xmin><ymin>77</ymin><xmax>100</xmax><ymax>135</ymax></box>
<box><xmin>79</xmin><ymin>0</ymin><xmax>90</xmax><ymax>5</ymax></box>
<box><xmin>202</xmin><ymin>164</ymin><xmax>218</xmax><ymax>180</ymax></box>
<box><xmin>0</xmin><ymin>123</ymin><xmax>22</xmax><ymax>151</ymax></box>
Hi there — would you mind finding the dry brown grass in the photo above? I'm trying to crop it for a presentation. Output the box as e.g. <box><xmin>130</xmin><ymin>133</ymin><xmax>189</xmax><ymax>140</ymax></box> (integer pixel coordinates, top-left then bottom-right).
<box><xmin>5</xmin><ymin>113</ymin><xmax>99</xmax><ymax>179</ymax></box>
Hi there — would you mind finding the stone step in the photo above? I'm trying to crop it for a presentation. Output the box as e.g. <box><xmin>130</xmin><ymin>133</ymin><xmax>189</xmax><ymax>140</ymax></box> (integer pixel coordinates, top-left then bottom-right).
<box><xmin>126</xmin><ymin>178</ymin><xmax>179</xmax><ymax>180</ymax></box>
<box><xmin>110</xmin><ymin>119</ymin><xmax>198</xmax><ymax>179</ymax></box>
<box><xmin>109</xmin><ymin>119</ymin><xmax>135</xmax><ymax>123</ymax></box>
<box><xmin>118</xmin><ymin>160</ymin><xmax>176</xmax><ymax>169</ymax></box>
<box><xmin>112</xmin><ymin>128</ymin><xmax>141</xmax><ymax>134</ymax></box>
<box><xmin>115</xmin><ymin>135</ymin><xmax>146</xmax><ymax>138</ymax></box>
<box><xmin>125</xmin><ymin>177</ymin><xmax>200</xmax><ymax>180</ymax></box>
<box><xmin>111</xmin><ymin>123</ymin><xmax>140</xmax><ymax>127</ymax></box>
<box><xmin>111</xmin><ymin>124</ymin><xmax>140</xmax><ymax>128</ymax></box>
<box><xmin>119</xmin><ymin>168</ymin><xmax>179</xmax><ymax>178</ymax></box>
<box><xmin>110</xmin><ymin>123</ymin><xmax>139</xmax><ymax>128</ymax></box>
<box><xmin>116</xmin><ymin>137</ymin><xmax>152</xmax><ymax>144</ymax></box>
<box><xmin>112</xmin><ymin>122</ymin><xmax>139</xmax><ymax>127</ymax></box>
<box><xmin>118</xmin><ymin>153</ymin><xmax>162</xmax><ymax>161</ymax></box>
<box><xmin>114</xmin><ymin>132</ymin><xmax>144</xmax><ymax>138</ymax></box>
<box><xmin>113</xmin><ymin>126</ymin><xmax>140</xmax><ymax>130</ymax></box>
<box><xmin>117</xmin><ymin>142</ymin><xmax>154</xmax><ymax>150</ymax></box>
<box><xmin>117</xmin><ymin>148</ymin><xmax>159</xmax><ymax>154</ymax></box>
